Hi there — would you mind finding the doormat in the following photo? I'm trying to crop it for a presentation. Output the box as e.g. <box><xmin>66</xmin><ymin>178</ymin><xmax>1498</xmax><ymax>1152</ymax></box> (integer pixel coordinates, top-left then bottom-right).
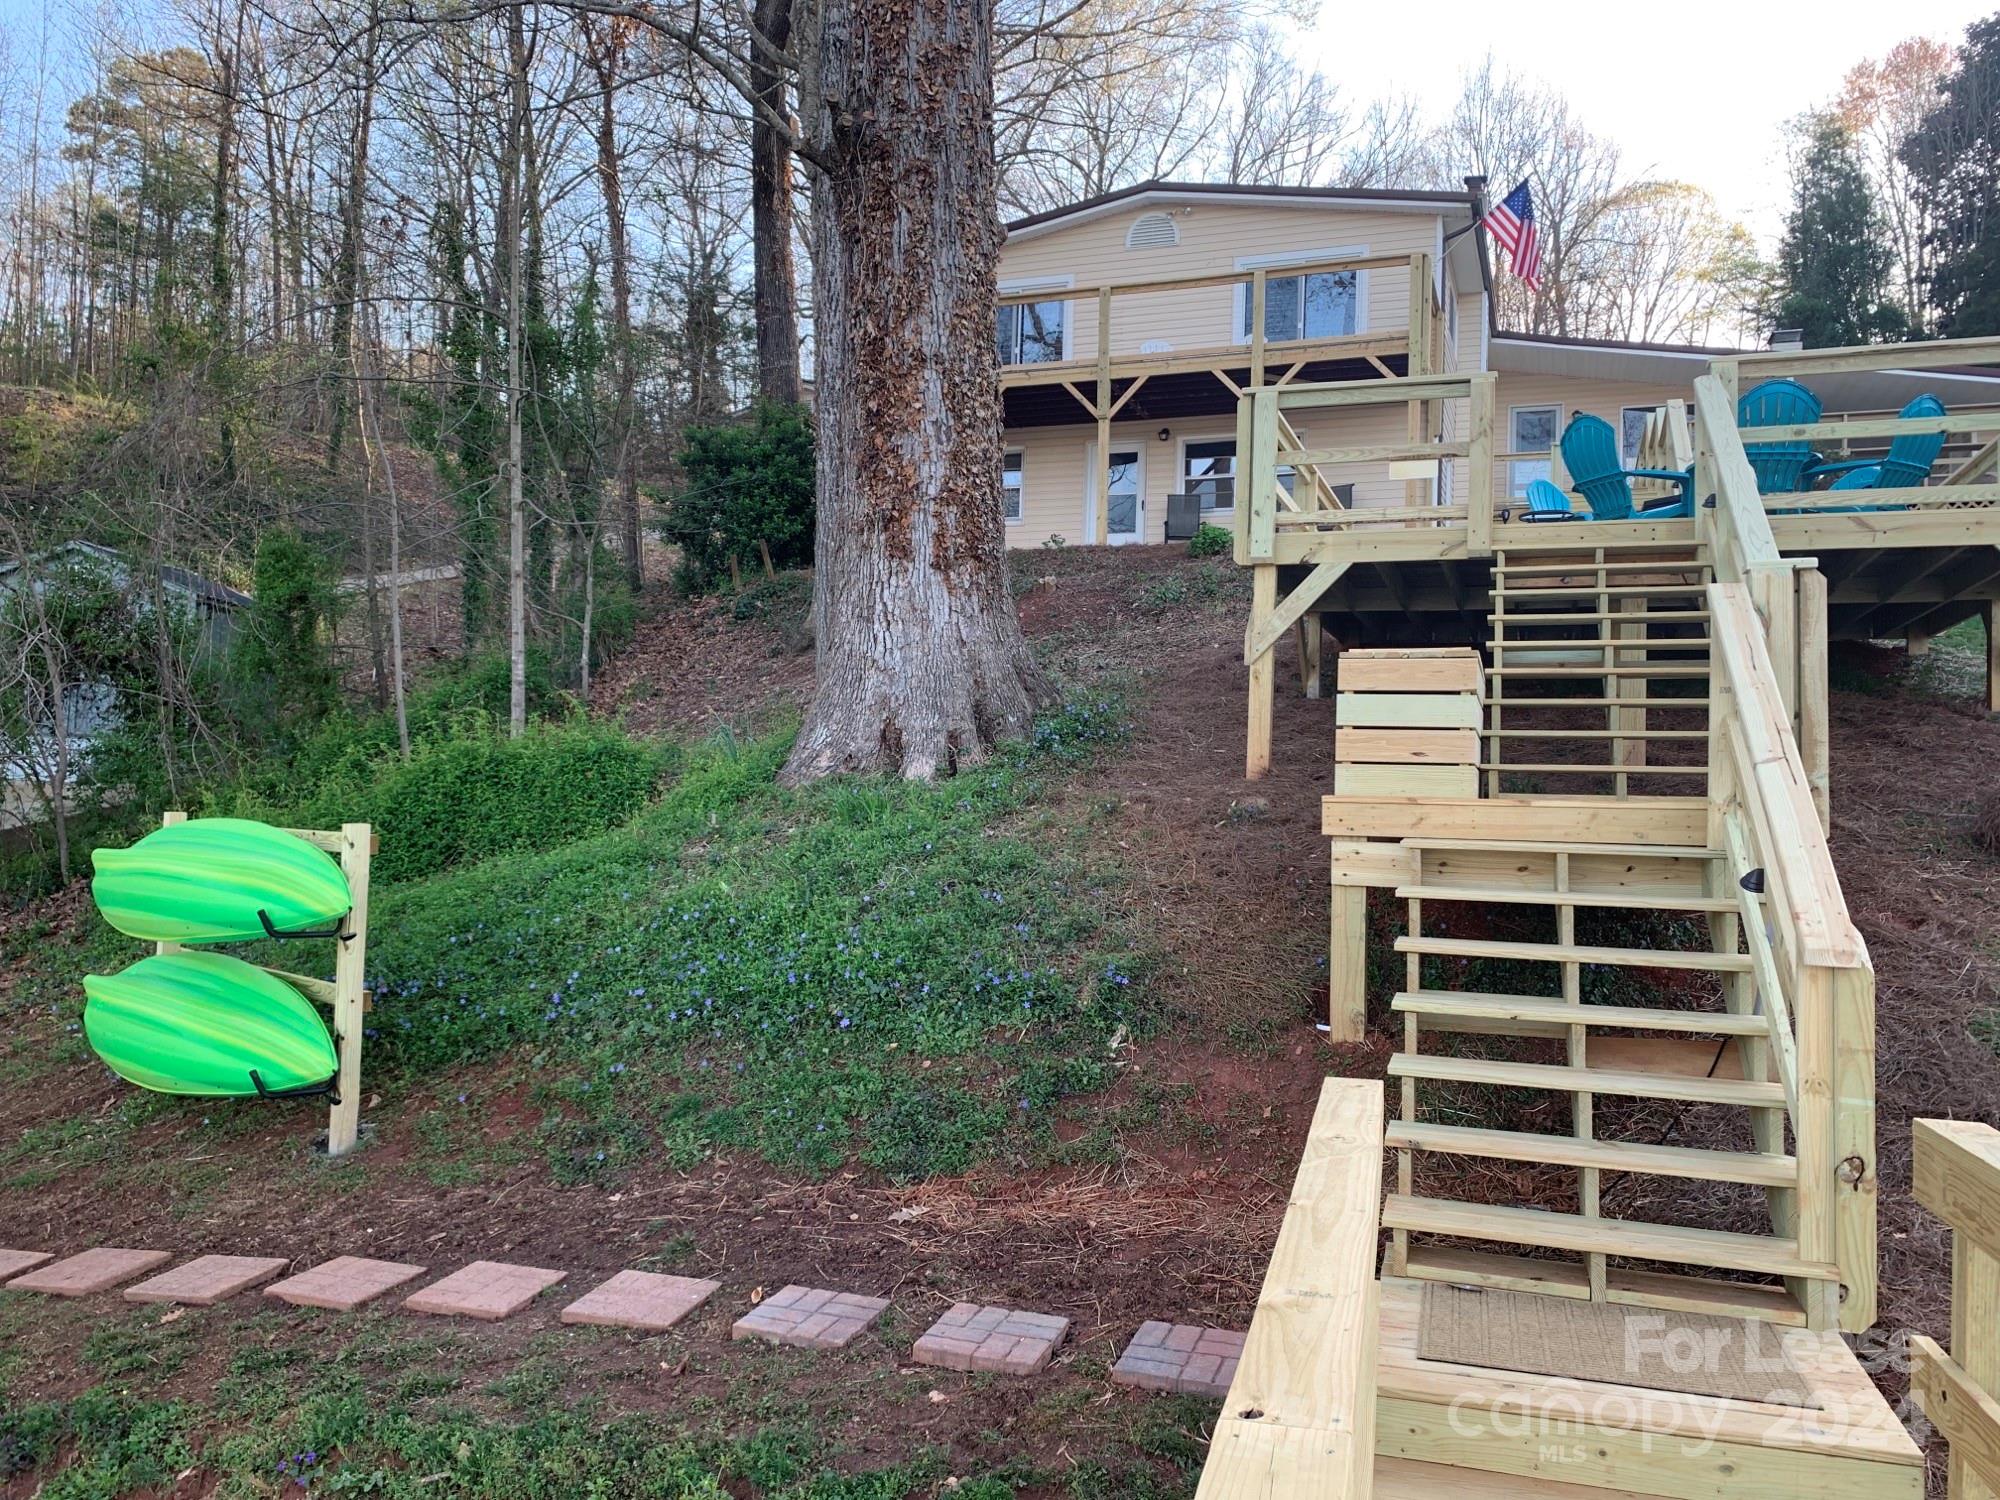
<box><xmin>1417</xmin><ymin>1283</ymin><xmax>1822</xmax><ymax>1408</ymax></box>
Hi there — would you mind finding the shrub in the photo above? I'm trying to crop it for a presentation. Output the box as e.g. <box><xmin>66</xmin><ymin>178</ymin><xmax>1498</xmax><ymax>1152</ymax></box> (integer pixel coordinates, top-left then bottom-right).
<box><xmin>217</xmin><ymin>714</ymin><xmax>674</xmax><ymax>883</ymax></box>
<box><xmin>228</xmin><ymin>528</ymin><xmax>342</xmax><ymax>746</ymax></box>
<box><xmin>665</xmin><ymin>401</ymin><xmax>814</xmax><ymax>592</ymax></box>
<box><xmin>1186</xmin><ymin>522</ymin><xmax>1231</xmax><ymax>558</ymax></box>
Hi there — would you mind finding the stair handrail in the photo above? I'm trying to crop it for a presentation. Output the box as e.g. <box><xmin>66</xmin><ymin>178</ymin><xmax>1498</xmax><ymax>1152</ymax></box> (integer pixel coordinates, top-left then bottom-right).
<box><xmin>1195</xmin><ymin>1077</ymin><xmax>1384</xmax><ymax>1497</ymax></box>
<box><xmin>1691</xmin><ymin>373</ymin><xmax>1782</xmax><ymax>586</ymax></box>
<box><xmin>1706</xmin><ymin>578</ymin><xmax>1876</xmax><ymax>1331</ymax></box>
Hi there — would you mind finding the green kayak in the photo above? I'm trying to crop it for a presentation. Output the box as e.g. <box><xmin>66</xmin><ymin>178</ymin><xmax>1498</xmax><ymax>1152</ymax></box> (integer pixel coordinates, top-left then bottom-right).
<box><xmin>91</xmin><ymin>817</ymin><xmax>351</xmax><ymax>943</ymax></box>
<box><xmin>83</xmin><ymin>952</ymin><xmax>338</xmax><ymax>1097</ymax></box>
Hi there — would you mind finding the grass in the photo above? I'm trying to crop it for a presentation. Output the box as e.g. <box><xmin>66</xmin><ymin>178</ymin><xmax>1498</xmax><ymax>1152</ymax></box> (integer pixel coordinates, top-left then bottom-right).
<box><xmin>2</xmin><ymin>695</ymin><xmax>1155</xmax><ymax>1189</ymax></box>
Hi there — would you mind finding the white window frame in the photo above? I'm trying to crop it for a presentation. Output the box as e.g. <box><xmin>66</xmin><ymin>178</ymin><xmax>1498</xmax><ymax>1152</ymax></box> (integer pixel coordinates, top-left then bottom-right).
<box><xmin>1001</xmin><ymin>448</ymin><xmax>1025</xmax><ymax>525</ymax></box>
<box><xmin>1178</xmin><ymin>432</ymin><xmax>1240</xmax><ymax>515</ymax></box>
<box><xmin>1231</xmin><ymin>245</ymin><xmax>1369</xmax><ymax>346</ymax></box>
<box><xmin>997</xmin><ymin>274</ymin><xmax>1073</xmax><ymax>365</ymax></box>
<box><xmin>1621</xmin><ymin>406</ymin><xmax>1656</xmax><ymax>467</ymax></box>
<box><xmin>1508</xmin><ymin>403</ymin><xmax>1561</xmax><ymax>499</ymax></box>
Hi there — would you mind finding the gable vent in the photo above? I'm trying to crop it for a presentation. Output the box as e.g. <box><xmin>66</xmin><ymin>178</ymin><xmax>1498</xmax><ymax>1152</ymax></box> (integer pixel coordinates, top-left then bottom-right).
<box><xmin>1125</xmin><ymin>211</ymin><xmax>1180</xmax><ymax>249</ymax></box>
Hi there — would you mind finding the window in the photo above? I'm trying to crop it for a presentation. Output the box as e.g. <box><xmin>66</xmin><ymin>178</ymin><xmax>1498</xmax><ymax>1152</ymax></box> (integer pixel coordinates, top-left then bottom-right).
<box><xmin>1509</xmin><ymin>405</ymin><xmax>1560</xmax><ymax>498</ymax></box>
<box><xmin>1622</xmin><ymin>407</ymin><xmax>1656</xmax><ymax>467</ymax></box>
<box><xmin>1125</xmin><ymin>212</ymin><xmax>1179</xmax><ymax>249</ymax></box>
<box><xmin>1001</xmin><ymin>451</ymin><xmax>1023</xmax><ymax>522</ymax></box>
<box><xmin>1105</xmin><ymin>450</ymin><xmax>1140</xmax><ymax>537</ymax></box>
<box><xmin>996</xmin><ymin>300</ymin><xmax>1064</xmax><ymax>364</ymax></box>
<box><xmin>1239</xmin><ymin>271</ymin><xmax>1358</xmax><ymax>342</ymax></box>
<box><xmin>1183</xmin><ymin>439</ymin><xmax>1236</xmax><ymax>512</ymax></box>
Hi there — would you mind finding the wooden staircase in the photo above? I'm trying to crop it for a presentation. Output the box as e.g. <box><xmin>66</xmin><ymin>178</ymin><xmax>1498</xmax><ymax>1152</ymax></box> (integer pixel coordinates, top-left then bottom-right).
<box><xmin>1484</xmin><ymin>544</ymin><xmax>1714</xmax><ymax>797</ymax></box>
<box><xmin>1382</xmin><ymin>834</ymin><xmax>1840</xmax><ymax>1327</ymax></box>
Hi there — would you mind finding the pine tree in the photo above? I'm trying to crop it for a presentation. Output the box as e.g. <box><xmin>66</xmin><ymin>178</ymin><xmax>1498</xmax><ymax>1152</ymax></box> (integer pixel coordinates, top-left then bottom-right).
<box><xmin>1903</xmin><ymin>15</ymin><xmax>2000</xmax><ymax>337</ymax></box>
<box><xmin>1771</xmin><ymin>113</ymin><xmax>1908</xmax><ymax>347</ymax></box>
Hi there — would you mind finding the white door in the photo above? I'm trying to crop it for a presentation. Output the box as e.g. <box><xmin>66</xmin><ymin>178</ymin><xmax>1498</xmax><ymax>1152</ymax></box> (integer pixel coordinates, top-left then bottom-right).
<box><xmin>1104</xmin><ymin>448</ymin><xmax>1143</xmax><ymax>544</ymax></box>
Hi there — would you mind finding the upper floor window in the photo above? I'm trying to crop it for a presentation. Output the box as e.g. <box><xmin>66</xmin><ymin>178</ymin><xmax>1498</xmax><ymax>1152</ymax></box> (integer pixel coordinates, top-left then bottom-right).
<box><xmin>996</xmin><ymin>300</ymin><xmax>1065</xmax><ymax>364</ymax></box>
<box><xmin>1239</xmin><ymin>271</ymin><xmax>1358</xmax><ymax>342</ymax></box>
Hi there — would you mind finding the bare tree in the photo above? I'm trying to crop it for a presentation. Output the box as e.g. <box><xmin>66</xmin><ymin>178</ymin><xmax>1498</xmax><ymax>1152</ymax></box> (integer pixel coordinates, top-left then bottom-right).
<box><xmin>1840</xmin><ymin>37</ymin><xmax>1952</xmax><ymax>335</ymax></box>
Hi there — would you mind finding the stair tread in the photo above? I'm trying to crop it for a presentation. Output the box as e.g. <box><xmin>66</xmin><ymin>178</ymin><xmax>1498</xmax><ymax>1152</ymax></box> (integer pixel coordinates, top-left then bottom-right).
<box><xmin>1492</xmin><ymin>638</ymin><xmax>1715</xmax><ymax>649</ymax></box>
<box><xmin>1403</xmin><ymin>837</ymin><xmax>1719</xmax><ymax>857</ymax></box>
<box><xmin>1396</xmin><ymin>884</ymin><xmax>1735</xmax><ymax>911</ymax></box>
<box><xmin>1482</xmin><ymin>697</ymin><xmax>1711</xmax><ymax>707</ymax></box>
<box><xmin>1496</xmin><ymin>559</ymin><xmax>1710</xmax><ymax>576</ymax></box>
<box><xmin>1396</xmin><ymin>933</ymin><xmax>1752</xmax><ymax>971</ymax></box>
<box><xmin>1385</xmin><ymin>1121</ymin><xmax>1796</xmax><ymax>1185</ymax></box>
<box><xmin>1391</xmin><ymin>990</ymin><xmax>1768</xmax><ymax>1034</ymax></box>
<box><xmin>1487</xmin><ymin>666</ymin><xmax>1710</xmax><ymax>677</ymax></box>
<box><xmin>1380</xmin><ymin>1195</ymin><xmax>1834</xmax><ymax>1279</ymax></box>
<box><xmin>1493</xmin><ymin>585</ymin><xmax>1711</xmax><ymax>598</ymax></box>
<box><xmin>1388</xmin><ymin>1051</ymin><xmax>1785</xmax><ymax>1107</ymax></box>
<box><xmin>1494</xmin><ymin>610</ymin><xmax>1713</xmax><ymax>623</ymax></box>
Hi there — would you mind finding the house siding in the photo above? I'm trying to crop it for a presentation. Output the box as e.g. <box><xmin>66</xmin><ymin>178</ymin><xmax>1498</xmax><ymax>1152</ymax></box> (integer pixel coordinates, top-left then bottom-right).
<box><xmin>1491</xmin><ymin>372</ymin><xmax>1695</xmax><ymax>505</ymax></box>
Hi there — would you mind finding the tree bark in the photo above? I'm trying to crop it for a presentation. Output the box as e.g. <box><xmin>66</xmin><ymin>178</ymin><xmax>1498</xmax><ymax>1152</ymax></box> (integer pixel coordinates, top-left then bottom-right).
<box><xmin>583</xmin><ymin>19</ymin><xmax>643</xmax><ymax>591</ymax></box>
<box><xmin>504</xmin><ymin>0</ymin><xmax>530</xmax><ymax>739</ymax></box>
<box><xmin>783</xmin><ymin>0</ymin><xmax>1054</xmax><ymax>784</ymax></box>
<box><xmin>749</xmin><ymin>0</ymin><xmax>802</xmax><ymax>405</ymax></box>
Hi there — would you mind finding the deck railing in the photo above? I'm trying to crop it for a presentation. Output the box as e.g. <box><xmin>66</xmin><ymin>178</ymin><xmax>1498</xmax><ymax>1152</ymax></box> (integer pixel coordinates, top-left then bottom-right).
<box><xmin>1194</xmin><ymin>1077</ymin><xmax>1383</xmax><ymax>1497</ymax></box>
<box><xmin>1909</xmin><ymin>1118</ymin><xmax>2000</xmax><ymax>1500</ymax></box>
<box><xmin>1711</xmin><ymin>336</ymin><xmax>2000</xmax><ymax>519</ymax></box>
<box><xmin>1705</xmin><ymin>580</ymin><xmax>1876</xmax><ymax>1330</ymax></box>
<box><xmin>1234</xmin><ymin>371</ymin><xmax>1497</xmax><ymax>567</ymax></box>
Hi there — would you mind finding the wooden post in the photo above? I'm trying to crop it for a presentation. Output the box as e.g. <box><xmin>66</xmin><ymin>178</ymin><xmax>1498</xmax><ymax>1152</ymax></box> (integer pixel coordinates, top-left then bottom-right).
<box><xmin>1466</xmin><ymin>373</ymin><xmax>1495</xmax><ymax>558</ymax></box>
<box><xmin>1614</xmin><ymin>595</ymin><xmax>1648</xmax><ymax>794</ymax></box>
<box><xmin>1246</xmin><ymin>565</ymin><xmax>1277</xmax><ymax>779</ymax></box>
<box><xmin>1794</xmin><ymin>963</ymin><xmax>1838</xmax><ymax>1331</ymax></box>
<box><xmin>1249</xmin><ymin>270</ymin><xmax>1267</xmax><ymax>391</ymax></box>
<box><xmin>326</xmin><ymin>822</ymin><xmax>372</xmax><ymax>1159</ymax></box>
<box><xmin>1328</xmin><ymin>876</ymin><xmax>1367</xmax><ymax>1043</ymax></box>
<box><xmin>1912</xmin><ymin>1120</ymin><xmax>2000</xmax><ymax>1500</ymax></box>
<box><xmin>1832</xmin><ymin>963</ymin><xmax>1878</xmax><ymax>1335</ymax></box>
<box><xmin>1405</xmin><ymin>253</ymin><xmax>1432</xmax><ymax>512</ymax></box>
<box><xmin>1909</xmin><ymin>627</ymin><xmax>1933</xmax><ymax>658</ymax></box>
<box><xmin>1296</xmin><ymin>615</ymin><xmax>1323</xmax><ymax>698</ymax></box>
<box><xmin>1988</xmin><ymin>600</ymin><xmax>2000</xmax><ymax>715</ymax></box>
<box><xmin>1799</xmin><ymin>569</ymin><xmax>1831</xmax><ymax>832</ymax></box>
<box><xmin>1096</xmin><ymin>286</ymin><xmax>1113</xmax><ymax>545</ymax></box>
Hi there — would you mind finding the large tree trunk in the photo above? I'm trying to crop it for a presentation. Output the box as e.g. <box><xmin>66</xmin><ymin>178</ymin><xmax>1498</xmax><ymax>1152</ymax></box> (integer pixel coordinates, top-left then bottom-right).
<box><xmin>783</xmin><ymin>0</ymin><xmax>1054</xmax><ymax>784</ymax></box>
<box><xmin>583</xmin><ymin>20</ymin><xmax>643</xmax><ymax>591</ymax></box>
<box><xmin>749</xmin><ymin>0</ymin><xmax>801</xmax><ymax>405</ymax></box>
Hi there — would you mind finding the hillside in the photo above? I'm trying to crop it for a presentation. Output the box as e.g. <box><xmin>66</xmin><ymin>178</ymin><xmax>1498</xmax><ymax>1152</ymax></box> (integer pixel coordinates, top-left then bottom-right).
<box><xmin>1</xmin><ymin>547</ymin><xmax>1996</xmax><ymax>1495</ymax></box>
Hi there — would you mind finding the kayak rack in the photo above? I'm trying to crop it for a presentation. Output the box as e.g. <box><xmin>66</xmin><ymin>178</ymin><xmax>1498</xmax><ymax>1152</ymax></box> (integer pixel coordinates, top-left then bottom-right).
<box><xmin>155</xmin><ymin>811</ymin><xmax>375</xmax><ymax>1159</ymax></box>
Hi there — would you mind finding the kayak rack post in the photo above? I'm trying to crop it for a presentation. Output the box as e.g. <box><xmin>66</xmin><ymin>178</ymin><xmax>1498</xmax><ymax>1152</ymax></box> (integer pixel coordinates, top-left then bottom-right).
<box><xmin>154</xmin><ymin>812</ymin><xmax>375</xmax><ymax>1159</ymax></box>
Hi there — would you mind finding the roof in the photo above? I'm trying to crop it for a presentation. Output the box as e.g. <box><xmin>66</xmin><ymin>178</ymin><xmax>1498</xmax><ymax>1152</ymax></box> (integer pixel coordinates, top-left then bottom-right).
<box><xmin>1004</xmin><ymin>180</ymin><xmax>1480</xmax><ymax>238</ymax></box>
<box><xmin>0</xmin><ymin>541</ymin><xmax>252</xmax><ymax>611</ymax></box>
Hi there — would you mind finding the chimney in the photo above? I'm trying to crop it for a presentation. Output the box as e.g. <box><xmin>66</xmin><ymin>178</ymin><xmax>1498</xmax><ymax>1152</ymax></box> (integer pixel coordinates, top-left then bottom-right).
<box><xmin>1769</xmin><ymin>328</ymin><xmax>1805</xmax><ymax>353</ymax></box>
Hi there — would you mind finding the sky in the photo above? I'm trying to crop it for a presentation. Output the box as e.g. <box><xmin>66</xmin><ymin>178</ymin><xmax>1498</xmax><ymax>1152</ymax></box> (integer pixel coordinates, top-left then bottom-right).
<box><xmin>1300</xmin><ymin>0</ymin><xmax>1992</xmax><ymax>247</ymax></box>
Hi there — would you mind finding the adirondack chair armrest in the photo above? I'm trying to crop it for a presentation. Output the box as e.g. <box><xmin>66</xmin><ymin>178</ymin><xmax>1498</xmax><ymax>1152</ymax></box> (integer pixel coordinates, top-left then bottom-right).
<box><xmin>1802</xmin><ymin>457</ymin><xmax>1877</xmax><ymax>487</ymax></box>
<box><xmin>1621</xmin><ymin>466</ymin><xmax>1695</xmax><ymax>486</ymax></box>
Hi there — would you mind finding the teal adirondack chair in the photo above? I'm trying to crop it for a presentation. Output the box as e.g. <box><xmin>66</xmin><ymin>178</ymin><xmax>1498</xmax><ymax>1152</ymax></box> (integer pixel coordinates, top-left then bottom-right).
<box><xmin>1520</xmin><ymin>479</ymin><xmax>1580</xmax><ymax>521</ymax></box>
<box><xmin>1737</xmin><ymin>379</ymin><xmax>1823</xmax><ymax>495</ymax></box>
<box><xmin>1557</xmin><ymin>413</ymin><xmax>1695</xmax><ymax>520</ymax></box>
<box><xmin>1809</xmin><ymin>394</ymin><xmax>1948</xmax><ymax>492</ymax></box>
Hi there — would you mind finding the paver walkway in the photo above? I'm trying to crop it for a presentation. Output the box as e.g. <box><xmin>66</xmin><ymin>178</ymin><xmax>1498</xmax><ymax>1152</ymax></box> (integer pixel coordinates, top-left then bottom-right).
<box><xmin>913</xmin><ymin>1303</ymin><xmax>1070</xmax><ymax>1375</ymax></box>
<box><xmin>1110</xmin><ymin>1322</ymin><xmax>1245</xmax><ymax>1397</ymax></box>
<box><xmin>126</xmin><ymin>1255</ymin><xmax>290</xmax><ymax>1306</ymax></box>
<box><xmin>9</xmin><ymin>1248</ymin><xmax>171</xmax><ymax>1297</ymax></box>
<box><xmin>0</xmin><ymin>1250</ymin><xmax>53</xmax><ymax>1283</ymax></box>
<box><xmin>404</xmin><ymin>1261</ymin><xmax>566</xmax><ymax>1321</ymax></box>
<box><xmin>733</xmin><ymin>1285</ymin><xmax>889</xmax><ymax>1349</ymax></box>
<box><xmin>560</xmin><ymin>1270</ymin><xmax>718</xmax><ymax>1332</ymax></box>
<box><xmin>265</xmin><ymin>1256</ymin><xmax>428</xmax><ymax>1311</ymax></box>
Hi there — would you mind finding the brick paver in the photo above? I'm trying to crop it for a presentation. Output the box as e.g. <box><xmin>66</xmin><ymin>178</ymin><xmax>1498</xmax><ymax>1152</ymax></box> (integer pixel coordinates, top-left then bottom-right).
<box><xmin>912</xmin><ymin>1302</ymin><xmax>1070</xmax><ymax>1375</ymax></box>
<box><xmin>403</xmin><ymin>1260</ymin><xmax>566</xmax><ymax>1321</ymax></box>
<box><xmin>732</xmin><ymin>1285</ymin><xmax>889</xmax><ymax>1350</ymax></box>
<box><xmin>265</xmin><ymin>1256</ymin><xmax>428</xmax><ymax>1311</ymax></box>
<box><xmin>0</xmin><ymin>1250</ymin><xmax>53</xmax><ymax>1284</ymax></box>
<box><xmin>559</xmin><ymin>1270</ymin><xmax>719</xmax><ymax>1332</ymax></box>
<box><xmin>125</xmin><ymin>1255</ymin><xmax>292</xmax><ymax>1306</ymax></box>
<box><xmin>7</xmin><ymin>1248</ymin><xmax>172</xmax><ymax>1297</ymax></box>
<box><xmin>1110</xmin><ymin>1321</ymin><xmax>1245</xmax><ymax>1398</ymax></box>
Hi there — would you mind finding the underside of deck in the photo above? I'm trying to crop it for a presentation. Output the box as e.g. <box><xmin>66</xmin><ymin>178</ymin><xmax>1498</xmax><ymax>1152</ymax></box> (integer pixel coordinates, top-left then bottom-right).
<box><xmin>1292</xmin><ymin>520</ymin><xmax>2000</xmax><ymax>644</ymax></box>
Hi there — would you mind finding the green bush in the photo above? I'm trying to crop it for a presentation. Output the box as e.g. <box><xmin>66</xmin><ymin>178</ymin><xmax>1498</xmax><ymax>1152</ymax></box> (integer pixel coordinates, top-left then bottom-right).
<box><xmin>228</xmin><ymin>528</ymin><xmax>342</xmax><ymax>747</ymax></box>
<box><xmin>1186</xmin><ymin>522</ymin><xmax>1231</xmax><ymax>558</ymax></box>
<box><xmin>217</xmin><ymin>714</ymin><xmax>674</xmax><ymax>883</ymax></box>
<box><xmin>665</xmin><ymin>401</ymin><xmax>814</xmax><ymax>592</ymax></box>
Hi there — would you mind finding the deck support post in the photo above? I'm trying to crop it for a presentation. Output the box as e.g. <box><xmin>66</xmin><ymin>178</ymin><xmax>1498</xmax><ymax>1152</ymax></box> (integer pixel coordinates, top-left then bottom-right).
<box><xmin>1246</xmin><ymin>564</ymin><xmax>1277</xmax><ymax>779</ymax></box>
<box><xmin>1094</xmin><ymin>287</ymin><xmax>1113</xmax><ymax>545</ymax></box>
<box><xmin>1832</xmin><ymin>963</ymin><xmax>1878</xmax><ymax>1334</ymax></box>
<box><xmin>1799</xmin><ymin>569</ymin><xmax>1831</xmax><ymax>831</ymax></box>
<box><xmin>1986</xmin><ymin>600</ymin><xmax>2000</xmax><ymax>714</ymax></box>
<box><xmin>1296</xmin><ymin>615</ymin><xmax>1322</xmax><ymax>698</ymax></box>
<box><xmin>1909</xmin><ymin>627</ymin><xmax>1932</xmax><ymax>658</ymax></box>
<box><xmin>1328</xmin><ymin>877</ymin><xmax>1367</xmax><ymax>1043</ymax></box>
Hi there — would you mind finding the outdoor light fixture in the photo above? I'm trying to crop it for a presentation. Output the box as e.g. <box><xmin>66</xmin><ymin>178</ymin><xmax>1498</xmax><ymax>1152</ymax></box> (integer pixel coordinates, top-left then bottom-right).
<box><xmin>1157</xmin><ymin>427</ymin><xmax>1171</xmax><ymax>442</ymax></box>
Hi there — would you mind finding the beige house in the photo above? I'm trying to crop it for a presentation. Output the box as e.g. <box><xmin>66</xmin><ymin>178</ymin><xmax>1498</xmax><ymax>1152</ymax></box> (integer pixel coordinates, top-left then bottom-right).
<box><xmin>994</xmin><ymin>181</ymin><xmax>1729</xmax><ymax>547</ymax></box>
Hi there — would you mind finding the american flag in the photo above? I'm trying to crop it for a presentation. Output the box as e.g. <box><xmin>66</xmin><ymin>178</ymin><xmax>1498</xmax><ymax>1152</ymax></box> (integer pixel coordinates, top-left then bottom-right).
<box><xmin>1482</xmin><ymin>179</ymin><xmax>1542</xmax><ymax>291</ymax></box>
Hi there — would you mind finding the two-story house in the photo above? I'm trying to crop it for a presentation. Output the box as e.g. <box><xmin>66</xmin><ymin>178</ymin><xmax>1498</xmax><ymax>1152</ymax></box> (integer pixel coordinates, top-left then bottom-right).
<box><xmin>994</xmin><ymin>181</ymin><xmax>1721</xmax><ymax>547</ymax></box>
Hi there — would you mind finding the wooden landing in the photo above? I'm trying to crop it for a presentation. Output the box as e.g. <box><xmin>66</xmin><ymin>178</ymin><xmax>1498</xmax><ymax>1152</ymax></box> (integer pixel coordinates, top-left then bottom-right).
<box><xmin>1374</xmin><ymin>1277</ymin><xmax>1923</xmax><ymax>1498</ymax></box>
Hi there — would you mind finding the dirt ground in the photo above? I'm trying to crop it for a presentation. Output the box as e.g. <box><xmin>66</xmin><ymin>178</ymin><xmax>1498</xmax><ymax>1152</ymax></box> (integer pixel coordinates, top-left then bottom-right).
<box><xmin>3</xmin><ymin>545</ymin><xmax>1996</xmax><ymax>1494</ymax></box>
